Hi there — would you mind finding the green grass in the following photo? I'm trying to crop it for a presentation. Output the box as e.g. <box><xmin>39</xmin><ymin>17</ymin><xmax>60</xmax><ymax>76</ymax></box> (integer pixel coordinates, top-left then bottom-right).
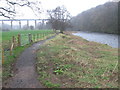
<box><xmin>2</xmin><ymin>29</ymin><xmax>54</xmax><ymax>81</ymax></box>
<box><xmin>36</xmin><ymin>33</ymin><xmax>118</xmax><ymax>88</ymax></box>
<box><xmin>44</xmin><ymin>81</ymin><xmax>60</xmax><ymax>88</ymax></box>
<box><xmin>2</xmin><ymin>30</ymin><xmax>53</xmax><ymax>41</ymax></box>
<box><xmin>2</xmin><ymin>30</ymin><xmax>53</xmax><ymax>48</ymax></box>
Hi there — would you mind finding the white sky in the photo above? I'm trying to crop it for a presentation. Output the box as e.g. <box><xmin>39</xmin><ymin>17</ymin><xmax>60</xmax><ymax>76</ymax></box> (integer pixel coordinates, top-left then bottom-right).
<box><xmin>41</xmin><ymin>0</ymin><xmax>110</xmax><ymax>16</ymax></box>
<box><xmin>0</xmin><ymin>0</ymin><xmax>113</xmax><ymax>19</ymax></box>
<box><xmin>19</xmin><ymin>0</ymin><xmax>111</xmax><ymax>19</ymax></box>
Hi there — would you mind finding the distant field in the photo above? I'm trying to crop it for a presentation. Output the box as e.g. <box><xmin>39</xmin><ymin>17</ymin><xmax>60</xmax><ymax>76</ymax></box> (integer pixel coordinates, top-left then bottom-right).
<box><xmin>2</xmin><ymin>30</ymin><xmax>53</xmax><ymax>48</ymax></box>
<box><xmin>2</xmin><ymin>30</ymin><xmax>53</xmax><ymax>41</ymax></box>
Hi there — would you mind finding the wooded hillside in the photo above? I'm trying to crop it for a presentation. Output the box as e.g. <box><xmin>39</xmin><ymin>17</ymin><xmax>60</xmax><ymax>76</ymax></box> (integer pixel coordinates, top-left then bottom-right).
<box><xmin>70</xmin><ymin>2</ymin><xmax>118</xmax><ymax>34</ymax></box>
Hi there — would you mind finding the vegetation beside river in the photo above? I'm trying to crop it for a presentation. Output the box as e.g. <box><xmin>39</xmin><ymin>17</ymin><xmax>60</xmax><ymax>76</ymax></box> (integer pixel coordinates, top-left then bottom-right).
<box><xmin>36</xmin><ymin>33</ymin><xmax>118</xmax><ymax>88</ymax></box>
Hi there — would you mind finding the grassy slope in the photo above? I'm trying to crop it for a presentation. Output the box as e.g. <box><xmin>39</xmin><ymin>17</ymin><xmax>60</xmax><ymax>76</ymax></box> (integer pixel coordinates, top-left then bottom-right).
<box><xmin>36</xmin><ymin>33</ymin><xmax>118</xmax><ymax>88</ymax></box>
<box><xmin>2</xmin><ymin>30</ymin><xmax>54</xmax><ymax>81</ymax></box>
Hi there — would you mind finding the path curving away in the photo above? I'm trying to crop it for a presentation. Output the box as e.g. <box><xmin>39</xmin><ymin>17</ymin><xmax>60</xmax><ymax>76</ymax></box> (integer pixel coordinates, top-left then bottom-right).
<box><xmin>3</xmin><ymin>35</ymin><xmax>56</xmax><ymax>88</ymax></box>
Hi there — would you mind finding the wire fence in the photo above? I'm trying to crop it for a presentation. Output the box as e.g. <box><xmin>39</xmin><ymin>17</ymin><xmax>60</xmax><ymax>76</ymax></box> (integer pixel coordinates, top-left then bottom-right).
<box><xmin>21</xmin><ymin>34</ymin><xmax>29</xmax><ymax>46</ymax></box>
<box><xmin>2</xmin><ymin>31</ymin><xmax>55</xmax><ymax>64</ymax></box>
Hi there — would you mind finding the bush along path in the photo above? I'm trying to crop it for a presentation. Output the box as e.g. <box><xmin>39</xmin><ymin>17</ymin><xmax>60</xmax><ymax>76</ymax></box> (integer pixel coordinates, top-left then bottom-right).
<box><xmin>3</xmin><ymin>35</ymin><xmax>56</xmax><ymax>88</ymax></box>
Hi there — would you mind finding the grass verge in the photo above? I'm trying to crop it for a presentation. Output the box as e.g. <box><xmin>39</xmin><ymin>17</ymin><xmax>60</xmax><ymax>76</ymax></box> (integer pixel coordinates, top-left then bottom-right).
<box><xmin>36</xmin><ymin>33</ymin><xmax>118</xmax><ymax>88</ymax></box>
<box><xmin>2</xmin><ymin>45</ymin><xmax>30</xmax><ymax>81</ymax></box>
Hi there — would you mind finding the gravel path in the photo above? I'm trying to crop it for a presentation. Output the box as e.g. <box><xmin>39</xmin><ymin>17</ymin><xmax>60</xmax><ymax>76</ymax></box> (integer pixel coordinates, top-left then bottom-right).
<box><xmin>4</xmin><ymin>36</ymin><xmax>56</xmax><ymax>88</ymax></box>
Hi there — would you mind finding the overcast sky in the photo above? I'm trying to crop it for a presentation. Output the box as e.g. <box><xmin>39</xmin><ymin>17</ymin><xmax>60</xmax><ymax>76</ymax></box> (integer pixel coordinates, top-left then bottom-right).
<box><xmin>19</xmin><ymin>0</ymin><xmax>111</xmax><ymax>19</ymax></box>
<box><xmin>41</xmin><ymin>0</ymin><xmax>110</xmax><ymax>16</ymax></box>
<box><xmin>0</xmin><ymin>0</ymin><xmax>114</xmax><ymax>19</ymax></box>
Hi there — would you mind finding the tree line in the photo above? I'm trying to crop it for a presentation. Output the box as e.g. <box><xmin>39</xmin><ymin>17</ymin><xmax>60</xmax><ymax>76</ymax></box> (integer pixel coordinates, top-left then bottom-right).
<box><xmin>70</xmin><ymin>2</ymin><xmax>118</xmax><ymax>34</ymax></box>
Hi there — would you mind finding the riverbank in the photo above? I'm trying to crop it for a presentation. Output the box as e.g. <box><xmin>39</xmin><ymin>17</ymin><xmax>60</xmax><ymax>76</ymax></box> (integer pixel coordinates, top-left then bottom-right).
<box><xmin>36</xmin><ymin>33</ymin><xmax>118</xmax><ymax>88</ymax></box>
<box><xmin>74</xmin><ymin>31</ymin><xmax>119</xmax><ymax>35</ymax></box>
<box><xmin>73</xmin><ymin>31</ymin><xmax>119</xmax><ymax>48</ymax></box>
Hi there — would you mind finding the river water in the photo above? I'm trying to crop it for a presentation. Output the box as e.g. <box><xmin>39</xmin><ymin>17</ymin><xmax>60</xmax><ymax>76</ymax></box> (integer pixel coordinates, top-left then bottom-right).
<box><xmin>73</xmin><ymin>31</ymin><xmax>119</xmax><ymax>48</ymax></box>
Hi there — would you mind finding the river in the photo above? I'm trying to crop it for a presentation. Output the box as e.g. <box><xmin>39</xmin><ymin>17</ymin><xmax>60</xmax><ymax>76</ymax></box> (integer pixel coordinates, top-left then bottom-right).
<box><xmin>73</xmin><ymin>31</ymin><xmax>119</xmax><ymax>48</ymax></box>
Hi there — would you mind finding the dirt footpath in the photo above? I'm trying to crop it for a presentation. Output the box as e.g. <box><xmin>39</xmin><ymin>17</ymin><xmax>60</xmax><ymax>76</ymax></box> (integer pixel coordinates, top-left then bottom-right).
<box><xmin>3</xmin><ymin>36</ymin><xmax>56</xmax><ymax>88</ymax></box>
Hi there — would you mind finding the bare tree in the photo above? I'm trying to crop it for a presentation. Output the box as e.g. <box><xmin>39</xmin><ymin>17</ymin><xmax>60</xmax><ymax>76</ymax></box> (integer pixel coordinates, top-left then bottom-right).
<box><xmin>0</xmin><ymin>0</ymin><xmax>41</xmax><ymax>18</ymax></box>
<box><xmin>47</xmin><ymin>6</ymin><xmax>71</xmax><ymax>33</ymax></box>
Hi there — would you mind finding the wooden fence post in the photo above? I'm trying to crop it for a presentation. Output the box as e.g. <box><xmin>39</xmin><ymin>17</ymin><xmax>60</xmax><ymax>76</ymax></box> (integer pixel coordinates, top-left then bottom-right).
<box><xmin>12</xmin><ymin>36</ymin><xmax>15</xmax><ymax>48</ymax></box>
<box><xmin>14</xmin><ymin>37</ymin><xmax>17</xmax><ymax>47</ymax></box>
<box><xmin>28</xmin><ymin>33</ymin><xmax>32</xmax><ymax>43</ymax></box>
<box><xmin>18</xmin><ymin>34</ymin><xmax>21</xmax><ymax>46</ymax></box>
<box><xmin>10</xmin><ymin>43</ymin><xmax>14</xmax><ymax>55</ymax></box>
<box><xmin>2</xmin><ymin>48</ymin><xmax>4</xmax><ymax>64</ymax></box>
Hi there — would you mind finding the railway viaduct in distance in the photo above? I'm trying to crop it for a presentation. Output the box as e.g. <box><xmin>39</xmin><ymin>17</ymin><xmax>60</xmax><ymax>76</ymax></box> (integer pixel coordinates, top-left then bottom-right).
<box><xmin>0</xmin><ymin>19</ymin><xmax>50</xmax><ymax>30</ymax></box>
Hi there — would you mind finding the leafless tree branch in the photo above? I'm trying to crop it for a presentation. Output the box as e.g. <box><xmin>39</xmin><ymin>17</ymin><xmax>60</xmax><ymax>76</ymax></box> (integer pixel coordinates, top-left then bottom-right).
<box><xmin>0</xmin><ymin>0</ymin><xmax>41</xmax><ymax>18</ymax></box>
<box><xmin>0</xmin><ymin>7</ymin><xmax>15</xmax><ymax>14</ymax></box>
